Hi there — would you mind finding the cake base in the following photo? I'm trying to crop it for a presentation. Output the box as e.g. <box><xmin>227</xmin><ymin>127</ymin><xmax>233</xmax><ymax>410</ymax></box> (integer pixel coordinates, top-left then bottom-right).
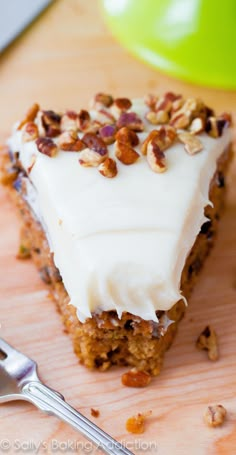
<box><xmin>0</xmin><ymin>146</ymin><xmax>232</xmax><ymax>375</ymax></box>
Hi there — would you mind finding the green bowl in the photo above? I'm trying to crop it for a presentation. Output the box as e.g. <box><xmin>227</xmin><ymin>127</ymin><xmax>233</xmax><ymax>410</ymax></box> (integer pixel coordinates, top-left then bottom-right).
<box><xmin>101</xmin><ymin>0</ymin><xmax>236</xmax><ymax>89</ymax></box>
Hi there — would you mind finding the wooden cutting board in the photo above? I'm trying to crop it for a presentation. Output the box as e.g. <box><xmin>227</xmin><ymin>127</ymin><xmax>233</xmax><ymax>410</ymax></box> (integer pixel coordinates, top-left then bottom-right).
<box><xmin>0</xmin><ymin>1</ymin><xmax>236</xmax><ymax>454</ymax></box>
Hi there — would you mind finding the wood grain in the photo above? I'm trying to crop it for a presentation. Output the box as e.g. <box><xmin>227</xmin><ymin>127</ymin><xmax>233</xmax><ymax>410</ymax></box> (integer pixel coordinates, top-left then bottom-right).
<box><xmin>0</xmin><ymin>1</ymin><xmax>236</xmax><ymax>454</ymax></box>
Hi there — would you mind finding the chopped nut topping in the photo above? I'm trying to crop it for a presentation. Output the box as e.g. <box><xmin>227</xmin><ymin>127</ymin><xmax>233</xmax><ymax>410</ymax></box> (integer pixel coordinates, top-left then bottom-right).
<box><xmin>77</xmin><ymin>109</ymin><xmax>91</xmax><ymax>131</ymax></box>
<box><xmin>189</xmin><ymin>117</ymin><xmax>205</xmax><ymax>134</ymax></box>
<box><xmin>126</xmin><ymin>411</ymin><xmax>152</xmax><ymax>434</ymax></box>
<box><xmin>141</xmin><ymin>126</ymin><xmax>176</xmax><ymax>155</ymax></box>
<box><xmin>147</xmin><ymin>141</ymin><xmax>166</xmax><ymax>173</ymax></box>
<box><xmin>196</xmin><ymin>325</ymin><xmax>219</xmax><ymax>361</ymax></box>
<box><xmin>58</xmin><ymin>131</ymin><xmax>85</xmax><ymax>152</ymax></box>
<box><xmin>205</xmin><ymin>116</ymin><xmax>229</xmax><ymax>138</ymax></box>
<box><xmin>115</xmin><ymin>141</ymin><xmax>140</xmax><ymax>165</ymax></box>
<box><xmin>92</xmin><ymin>93</ymin><xmax>114</xmax><ymax>109</ymax></box>
<box><xmin>42</xmin><ymin>110</ymin><xmax>61</xmax><ymax>137</ymax></box>
<box><xmin>144</xmin><ymin>93</ymin><xmax>158</xmax><ymax>110</ymax></box>
<box><xmin>22</xmin><ymin>122</ymin><xmax>39</xmax><ymax>142</ymax></box>
<box><xmin>115</xmin><ymin>127</ymin><xmax>139</xmax><ymax>147</ymax></box>
<box><xmin>95</xmin><ymin>109</ymin><xmax>115</xmax><ymax>125</ymax></box>
<box><xmin>178</xmin><ymin>132</ymin><xmax>203</xmax><ymax>155</ymax></box>
<box><xmin>61</xmin><ymin>111</ymin><xmax>78</xmax><ymax>132</ymax></box>
<box><xmin>17</xmin><ymin>103</ymin><xmax>40</xmax><ymax>130</ymax></box>
<box><xmin>117</xmin><ymin>112</ymin><xmax>144</xmax><ymax>132</ymax></box>
<box><xmin>170</xmin><ymin>97</ymin><xmax>204</xmax><ymax>129</ymax></box>
<box><xmin>82</xmin><ymin>132</ymin><xmax>107</xmax><ymax>156</ymax></box>
<box><xmin>204</xmin><ymin>405</ymin><xmax>226</xmax><ymax>427</ymax></box>
<box><xmin>113</xmin><ymin>97</ymin><xmax>132</xmax><ymax>114</ymax></box>
<box><xmin>27</xmin><ymin>155</ymin><xmax>37</xmax><ymax>173</ymax></box>
<box><xmin>79</xmin><ymin>148</ymin><xmax>107</xmax><ymax>167</ymax></box>
<box><xmin>36</xmin><ymin>137</ymin><xmax>58</xmax><ymax>157</ymax></box>
<box><xmin>91</xmin><ymin>408</ymin><xmax>100</xmax><ymax>418</ymax></box>
<box><xmin>98</xmin><ymin>157</ymin><xmax>118</xmax><ymax>178</ymax></box>
<box><xmin>121</xmin><ymin>369</ymin><xmax>151</xmax><ymax>388</ymax></box>
<box><xmin>146</xmin><ymin>110</ymin><xmax>169</xmax><ymax>125</ymax></box>
<box><xmin>99</xmin><ymin>124</ymin><xmax>117</xmax><ymax>145</ymax></box>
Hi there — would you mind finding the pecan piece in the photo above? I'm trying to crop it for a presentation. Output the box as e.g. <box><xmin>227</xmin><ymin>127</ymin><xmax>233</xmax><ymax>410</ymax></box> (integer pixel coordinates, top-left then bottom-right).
<box><xmin>77</xmin><ymin>109</ymin><xmax>91</xmax><ymax>131</ymax></box>
<box><xmin>196</xmin><ymin>325</ymin><xmax>219</xmax><ymax>361</ymax></box>
<box><xmin>58</xmin><ymin>131</ymin><xmax>85</xmax><ymax>152</ymax></box>
<box><xmin>144</xmin><ymin>93</ymin><xmax>158</xmax><ymax>110</ymax></box>
<box><xmin>22</xmin><ymin>122</ymin><xmax>39</xmax><ymax>142</ymax></box>
<box><xmin>170</xmin><ymin>97</ymin><xmax>204</xmax><ymax>129</ymax></box>
<box><xmin>42</xmin><ymin>110</ymin><xmax>61</xmax><ymax>137</ymax></box>
<box><xmin>121</xmin><ymin>369</ymin><xmax>151</xmax><ymax>388</ymax></box>
<box><xmin>115</xmin><ymin>127</ymin><xmax>139</xmax><ymax>147</ymax></box>
<box><xmin>147</xmin><ymin>141</ymin><xmax>166</xmax><ymax>173</ymax></box>
<box><xmin>79</xmin><ymin>133</ymin><xmax>108</xmax><ymax>167</ymax></box>
<box><xmin>204</xmin><ymin>405</ymin><xmax>226</xmax><ymax>427</ymax></box>
<box><xmin>99</xmin><ymin>124</ymin><xmax>117</xmax><ymax>145</ymax></box>
<box><xmin>17</xmin><ymin>103</ymin><xmax>40</xmax><ymax>130</ymax></box>
<box><xmin>146</xmin><ymin>110</ymin><xmax>169</xmax><ymax>125</ymax></box>
<box><xmin>115</xmin><ymin>141</ymin><xmax>140</xmax><ymax>165</ymax></box>
<box><xmin>61</xmin><ymin>110</ymin><xmax>78</xmax><ymax>132</ymax></box>
<box><xmin>111</xmin><ymin>97</ymin><xmax>132</xmax><ymax>117</ymax></box>
<box><xmin>189</xmin><ymin>117</ymin><xmax>205</xmax><ymax>134</ymax></box>
<box><xmin>98</xmin><ymin>157</ymin><xmax>118</xmax><ymax>178</ymax></box>
<box><xmin>205</xmin><ymin>116</ymin><xmax>229</xmax><ymax>138</ymax></box>
<box><xmin>178</xmin><ymin>132</ymin><xmax>203</xmax><ymax>155</ymax></box>
<box><xmin>92</xmin><ymin>93</ymin><xmax>114</xmax><ymax>109</ymax></box>
<box><xmin>141</xmin><ymin>126</ymin><xmax>176</xmax><ymax>155</ymax></box>
<box><xmin>95</xmin><ymin>109</ymin><xmax>115</xmax><ymax>125</ymax></box>
<box><xmin>117</xmin><ymin>112</ymin><xmax>144</xmax><ymax>132</ymax></box>
<box><xmin>36</xmin><ymin>137</ymin><xmax>58</xmax><ymax>157</ymax></box>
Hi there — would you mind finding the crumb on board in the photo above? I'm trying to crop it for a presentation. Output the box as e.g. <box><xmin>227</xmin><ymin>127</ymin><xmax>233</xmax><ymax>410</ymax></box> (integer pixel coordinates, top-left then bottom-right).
<box><xmin>126</xmin><ymin>411</ymin><xmax>152</xmax><ymax>434</ymax></box>
<box><xmin>91</xmin><ymin>408</ymin><xmax>100</xmax><ymax>418</ymax></box>
<box><xmin>204</xmin><ymin>405</ymin><xmax>227</xmax><ymax>427</ymax></box>
<box><xmin>121</xmin><ymin>368</ymin><xmax>152</xmax><ymax>388</ymax></box>
<box><xmin>196</xmin><ymin>325</ymin><xmax>219</xmax><ymax>361</ymax></box>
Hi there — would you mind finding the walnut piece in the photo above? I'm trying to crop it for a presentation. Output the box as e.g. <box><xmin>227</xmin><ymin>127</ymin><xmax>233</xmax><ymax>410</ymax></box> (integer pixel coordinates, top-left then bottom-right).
<box><xmin>205</xmin><ymin>116</ymin><xmax>229</xmax><ymax>138</ymax></box>
<box><xmin>121</xmin><ymin>369</ymin><xmax>151</xmax><ymax>388</ymax></box>
<box><xmin>22</xmin><ymin>122</ymin><xmax>39</xmax><ymax>142</ymax></box>
<box><xmin>126</xmin><ymin>411</ymin><xmax>152</xmax><ymax>434</ymax></box>
<box><xmin>36</xmin><ymin>137</ymin><xmax>58</xmax><ymax>157</ymax></box>
<box><xmin>17</xmin><ymin>103</ymin><xmax>40</xmax><ymax>130</ymax></box>
<box><xmin>196</xmin><ymin>325</ymin><xmax>219</xmax><ymax>361</ymax></box>
<box><xmin>204</xmin><ymin>405</ymin><xmax>227</xmax><ymax>427</ymax></box>
<box><xmin>98</xmin><ymin>157</ymin><xmax>118</xmax><ymax>178</ymax></box>
<box><xmin>115</xmin><ymin>141</ymin><xmax>140</xmax><ymax>165</ymax></box>
<box><xmin>178</xmin><ymin>132</ymin><xmax>203</xmax><ymax>155</ymax></box>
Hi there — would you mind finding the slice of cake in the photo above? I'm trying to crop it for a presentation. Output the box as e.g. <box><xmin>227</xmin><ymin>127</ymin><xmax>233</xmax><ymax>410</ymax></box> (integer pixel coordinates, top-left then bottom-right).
<box><xmin>1</xmin><ymin>93</ymin><xmax>233</xmax><ymax>375</ymax></box>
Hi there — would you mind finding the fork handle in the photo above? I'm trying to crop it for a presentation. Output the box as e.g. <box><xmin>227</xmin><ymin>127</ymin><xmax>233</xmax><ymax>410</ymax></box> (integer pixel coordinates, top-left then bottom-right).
<box><xmin>22</xmin><ymin>381</ymin><xmax>134</xmax><ymax>455</ymax></box>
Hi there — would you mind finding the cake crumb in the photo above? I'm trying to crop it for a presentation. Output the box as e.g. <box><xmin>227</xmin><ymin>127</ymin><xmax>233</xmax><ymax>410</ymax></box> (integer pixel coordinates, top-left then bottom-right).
<box><xmin>91</xmin><ymin>408</ymin><xmax>100</xmax><ymax>418</ymax></box>
<box><xmin>126</xmin><ymin>411</ymin><xmax>152</xmax><ymax>434</ymax></box>
<box><xmin>122</xmin><ymin>368</ymin><xmax>151</xmax><ymax>388</ymax></box>
<box><xmin>196</xmin><ymin>325</ymin><xmax>219</xmax><ymax>361</ymax></box>
<box><xmin>204</xmin><ymin>405</ymin><xmax>227</xmax><ymax>427</ymax></box>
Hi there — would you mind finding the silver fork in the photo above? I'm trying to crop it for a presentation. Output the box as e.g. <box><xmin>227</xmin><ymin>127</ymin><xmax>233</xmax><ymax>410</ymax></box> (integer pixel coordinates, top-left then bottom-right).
<box><xmin>0</xmin><ymin>337</ymin><xmax>134</xmax><ymax>455</ymax></box>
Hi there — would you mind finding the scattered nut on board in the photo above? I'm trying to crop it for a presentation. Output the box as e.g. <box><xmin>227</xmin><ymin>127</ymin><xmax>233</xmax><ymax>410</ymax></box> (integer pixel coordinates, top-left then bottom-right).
<box><xmin>121</xmin><ymin>369</ymin><xmax>151</xmax><ymax>388</ymax></box>
<box><xmin>126</xmin><ymin>411</ymin><xmax>152</xmax><ymax>434</ymax></box>
<box><xmin>204</xmin><ymin>405</ymin><xmax>227</xmax><ymax>427</ymax></box>
<box><xmin>196</xmin><ymin>325</ymin><xmax>219</xmax><ymax>361</ymax></box>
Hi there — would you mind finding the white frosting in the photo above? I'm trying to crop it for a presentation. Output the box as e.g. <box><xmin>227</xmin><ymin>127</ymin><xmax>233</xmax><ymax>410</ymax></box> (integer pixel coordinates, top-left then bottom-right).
<box><xmin>8</xmin><ymin>101</ymin><xmax>231</xmax><ymax>322</ymax></box>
